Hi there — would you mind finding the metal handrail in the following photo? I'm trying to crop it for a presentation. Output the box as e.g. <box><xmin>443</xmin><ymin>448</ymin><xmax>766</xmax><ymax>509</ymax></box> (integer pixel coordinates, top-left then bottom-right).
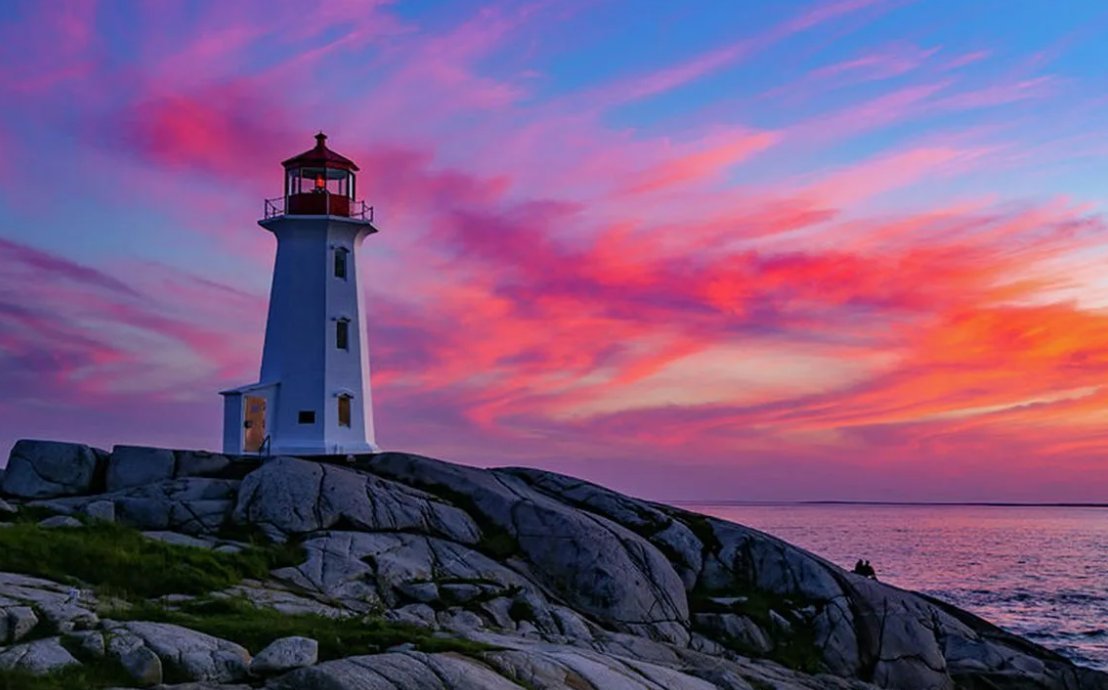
<box><xmin>263</xmin><ymin>194</ymin><xmax>374</xmax><ymax>222</ymax></box>
<box><xmin>350</xmin><ymin>199</ymin><xmax>375</xmax><ymax>222</ymax></box>
<box><xmin>264</xmin><ymin>197</ymin><xmax>285</xmax><ymax>219</ymax></box>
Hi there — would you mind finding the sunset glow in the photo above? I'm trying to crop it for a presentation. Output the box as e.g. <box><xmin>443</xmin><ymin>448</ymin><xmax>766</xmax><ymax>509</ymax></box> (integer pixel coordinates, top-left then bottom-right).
<box><xmin>2</xmin><ymin>1</ymin><xmax>1108</xmax><ymax>501</ymax></box>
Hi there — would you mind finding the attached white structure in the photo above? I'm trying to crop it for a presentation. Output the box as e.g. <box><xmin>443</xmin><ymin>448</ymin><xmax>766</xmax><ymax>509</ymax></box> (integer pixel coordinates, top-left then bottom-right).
<box><xmin>222</xmin><ymin>133</ymin><xmax>379</xmax><ymax>455</ymax></box>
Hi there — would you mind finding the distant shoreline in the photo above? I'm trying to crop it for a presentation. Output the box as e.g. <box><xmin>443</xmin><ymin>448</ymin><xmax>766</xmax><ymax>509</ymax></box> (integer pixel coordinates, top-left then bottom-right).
<box><xmin>673</xmin><ymin>500</ymin><xmax>1108</xmax><ymax>508</ymax></box>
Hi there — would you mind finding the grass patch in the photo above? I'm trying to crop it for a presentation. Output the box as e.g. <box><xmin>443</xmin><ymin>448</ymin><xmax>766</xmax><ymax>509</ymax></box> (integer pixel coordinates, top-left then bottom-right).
<box><xmin>0</xmin><ymin>521</ymin><xmax>302</xmax><ymax>600</ymax></box>
<box><xmin>0</xmin><ymin>658</ymin><xmax>132</xmax><ymax>690</ymax></box>
<box><xmin>116</xmin><ymin>597</ymin><xmax>493</xmax><ymax>659</ymax></box>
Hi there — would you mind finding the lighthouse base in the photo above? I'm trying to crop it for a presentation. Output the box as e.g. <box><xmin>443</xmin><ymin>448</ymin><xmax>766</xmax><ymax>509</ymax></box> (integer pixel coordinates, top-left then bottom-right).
<box><xmin>268</xmin><ymin>441</ymin><xmax>381</xmax><ymax>456</ymax></box>
<box><xmin>220</xmin><ymin>382</ymin><xmax>378</xmax><ymax>457</ymax></box>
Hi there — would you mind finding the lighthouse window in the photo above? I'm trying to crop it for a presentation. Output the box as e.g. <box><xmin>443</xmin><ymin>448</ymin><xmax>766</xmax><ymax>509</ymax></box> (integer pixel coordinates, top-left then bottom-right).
<box><xmin>334</xmin><ymin>248</ymin><xmax>348</xmax><ymax>279</ymax></box>
<box><xmin>297</xmin><ymin>410</ymin><xmax>316</xmax><ymax>424</ymax></box>
<box><xmin>336</xmin><ymin>319</ymin><xmax>350</xmax><ymax>350</ymax></box>
<box><xmin>337</xmin><ymin>395</ymin><xmax>352</xmax><ymax>428</ymax></box>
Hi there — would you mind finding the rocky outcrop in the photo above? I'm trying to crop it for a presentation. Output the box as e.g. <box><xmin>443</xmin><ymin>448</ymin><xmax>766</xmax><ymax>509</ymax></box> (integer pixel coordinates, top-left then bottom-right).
<box><xmin>232</xmin><ymin>456</ymin><xmax>480</xmax><ymax>544</ymax></box>
<box><xmin>249</xmin><ymin>636</ymin><xmax>318</xmax><ymax>674</ymax></box>
<box><xmin>107</xmin><ymin>446</ymin><xmax>178</xmax><ymax>492</ymax></box>
<box><xmin>366</xmin><ymin>453</ymin><xmax>691</xmax><ymax>645</ymax></box>
<box><xmin>0</xmin><ymin>636</ymin><xmax>80</xmax><ymax>674</ymax></box>
<box><xmin>1</xmin><ymin>440</ymin><xmax>105</xmax><ymax>498</ymax></box>
<box><xmin>32</xmin><ymin>477</ymin><xmax>240</xmax><ymax>534</ymax></box>
<box><xmin>1</xmin><ymin>441</ymin><xmax>1106</xmax><ymax>690</ymax></box>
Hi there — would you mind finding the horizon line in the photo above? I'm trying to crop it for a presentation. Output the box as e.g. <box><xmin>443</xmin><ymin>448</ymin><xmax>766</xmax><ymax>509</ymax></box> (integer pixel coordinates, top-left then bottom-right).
<box><xmin>671</xmin><ymin>500</ymin><xmax>1108</xmax><ymax>508</ymax></box>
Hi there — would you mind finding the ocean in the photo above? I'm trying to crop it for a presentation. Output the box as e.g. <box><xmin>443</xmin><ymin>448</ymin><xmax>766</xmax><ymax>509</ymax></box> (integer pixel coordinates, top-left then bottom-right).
<box><xmin>680</xmin><ymin>503</ymin><xmax>1108</xmax><ymax>671</ymax></box>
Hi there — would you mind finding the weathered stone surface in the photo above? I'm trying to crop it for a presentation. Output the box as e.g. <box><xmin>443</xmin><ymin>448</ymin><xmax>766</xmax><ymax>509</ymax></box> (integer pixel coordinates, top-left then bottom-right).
<box><xmin>274</xmin><ymin>531</ymin><xmax>537</xmax><ymax>615</ymax></box>
<box><xmin>233</xmin><ymin>456</ymin><xmax>481</xmax><ymax>544</ymax></box>
<box><xmin>1</xmin><ymin>440</ymin><xmax>104</xmax><ymax>498</ymax></box>
<box><xmin>367</xmin><ymin>453</ymin><xmax>690</xmax><ymax>643</ymax></box>
<box><xmin>105</xmin><ymin>621</ymin><xmax>251</xmax><ymax>683</ymax></box>
<box><xmin>112</xmin><ymin>478</ymin><xmax>239</xmax><ymax>534</ymax></box>
<box><xmin>503</xmin><ymin>469</ymin><xmax>707</xmax><ymax>590</ymax></box>
<box><xmin>0</xmin><ymin>572</ymin><xmax>98</xmax><ymax>636</ymax></box>
<box><xmin>218</xmin><ymin>581</ymin><xmax>349</xmax><ymax>619</ymax></box>
<box><xmin>270</xmin><ymin>652</ymin><xmax>526</xmax><ymax>690</ymax></box>
<box><xmin>398</xmin><ymin>581</ymin><xmax>439</xmax><ymax>604</ymax></box>
<box><xmin>107</xmin><ymin>445</ymin><xmax>177</xmax><ymax>492</ymax></box>
<box><xmin>249</xmin><ymin>636</ymin><xmax>318</xmax><ymax>675</ymax></box>
<box><xmin>31</xmin><ymin>477</ymin><xmax>239</xmax><ymax>535</ymax></box>
<box><xmin>0</xmin><ymin>636</ymin><xmax>80</xmax><ymax>674</ymax></box>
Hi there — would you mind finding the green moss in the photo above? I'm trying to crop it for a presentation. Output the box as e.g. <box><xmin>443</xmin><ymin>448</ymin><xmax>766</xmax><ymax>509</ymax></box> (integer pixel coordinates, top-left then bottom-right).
<box><xmin>0</xmin><ymin>521</ymin><xmax>300</xmax><ymax>600</ymax></box>
<box><xmin>116</xmin><ymin>597</ymin><xmax>493</xmax><ymax>659</ymax></box>
<box><xmin>3</xmin><ymin>505</ymin><xmax>61</xmax><ymax>524</ymax></box>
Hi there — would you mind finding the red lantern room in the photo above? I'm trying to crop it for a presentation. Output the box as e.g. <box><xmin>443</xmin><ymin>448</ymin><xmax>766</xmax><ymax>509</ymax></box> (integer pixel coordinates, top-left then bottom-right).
<box><xmin>265</xmin><ymin>132</ymin><xmax>373</xmax><ymax>221</ymax></box>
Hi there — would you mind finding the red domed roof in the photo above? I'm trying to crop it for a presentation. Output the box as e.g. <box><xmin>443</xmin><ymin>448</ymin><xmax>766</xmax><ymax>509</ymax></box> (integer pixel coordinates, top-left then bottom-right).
<box><xmin>281</xmin><ymin>132</ymin><xmax>359</xmax><ymax>172</ymax></box>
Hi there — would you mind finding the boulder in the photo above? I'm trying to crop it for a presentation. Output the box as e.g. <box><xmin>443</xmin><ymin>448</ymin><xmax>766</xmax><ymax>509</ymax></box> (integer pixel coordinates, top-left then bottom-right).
<box><xmin>6</xmin><ymin>606</ymin><xmax>39</xmax><ymax>643</ymax></box>
<box><xmin>105</xmin><ymin>621</ymin><xmax>250</xmax><ymax>683</ymax></box>
<box><xmin>1</xmin><ymin>440</ymin><xmax>104</xmax><ymax>498</ymax></box>
<box><xmin>233</xmin><ymin>456</ymin><xmax>480</xmax><ymax>544</ymax></box>
<box><xmin>0</xmin><ymin>497</ymin><xmax>16</xmax><ymax>515</ymax></box>
<box><xmin>107</xmin><ymin>445</ymin><xmax>177</xmax><ymax>492</ymax></box>
<box><xmin>120</xmin><ymin>645</ymin><xmax>163</xmax><ymax>687</ymax></box>
<box><xmin>67</xmin><ymin>630</ymin><xmax>106</xmax><ymax>658</ymax></box>
<box><xmin>0</xmin><ymin>636</ymin><xmax>80</xmax><ymax>674</ymax></box>
<box><xmin>249</xmin><ymin>635</ymin><xmax>318</xmax><ymax>675</ymax></box>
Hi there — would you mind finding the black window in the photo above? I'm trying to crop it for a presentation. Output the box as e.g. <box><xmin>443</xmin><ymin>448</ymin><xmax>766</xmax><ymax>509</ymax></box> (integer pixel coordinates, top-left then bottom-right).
<box><xmin>334</xmin><ymin>248</ymin><xmax>348</xmax><ymax>279</ymax></box>
<box><xmin>336</xmin><ymin>319</ymin><xmax>349</xmax><ymax>350</ymax></box>
<box><xmin>298</xmin><ymin>410</ymin><xmax>315</xmax><ymax>424</ymax></box>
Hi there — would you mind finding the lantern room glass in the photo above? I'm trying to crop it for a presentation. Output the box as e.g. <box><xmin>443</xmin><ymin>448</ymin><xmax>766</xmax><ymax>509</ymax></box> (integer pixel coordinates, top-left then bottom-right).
<box><xmin>285</xmin><ymin>168</ymin><xmax>356</xmax><ymax>199</ymax></box>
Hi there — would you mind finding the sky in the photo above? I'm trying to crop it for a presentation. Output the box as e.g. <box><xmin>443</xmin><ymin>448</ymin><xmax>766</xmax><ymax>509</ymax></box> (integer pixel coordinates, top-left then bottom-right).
<box><xmin>2</xmin><ymin>1</ymin><xmax>1108</xmax><ymax>502</ymax></box>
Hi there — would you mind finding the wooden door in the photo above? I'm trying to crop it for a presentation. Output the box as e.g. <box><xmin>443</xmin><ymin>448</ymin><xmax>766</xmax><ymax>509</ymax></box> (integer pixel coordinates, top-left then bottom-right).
<box><xmin>244</xmin><ymin>395</ymin><xmax>267</xmax><ymax>453</ymax></box>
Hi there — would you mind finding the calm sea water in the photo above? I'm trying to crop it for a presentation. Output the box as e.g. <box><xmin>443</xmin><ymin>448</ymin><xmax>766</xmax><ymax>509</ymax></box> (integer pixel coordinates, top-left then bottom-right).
<box><xmin>680</xmin><ymin>503</ymin><xmax>1108</xmax><ymax>671</ymax></box>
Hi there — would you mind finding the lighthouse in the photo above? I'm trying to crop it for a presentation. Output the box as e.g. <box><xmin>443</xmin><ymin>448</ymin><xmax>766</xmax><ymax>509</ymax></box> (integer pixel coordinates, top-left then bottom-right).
<box><xmin>221</xmin><ymin>133</ymin><xmax>379</xmax><ymax>456</ymax></box>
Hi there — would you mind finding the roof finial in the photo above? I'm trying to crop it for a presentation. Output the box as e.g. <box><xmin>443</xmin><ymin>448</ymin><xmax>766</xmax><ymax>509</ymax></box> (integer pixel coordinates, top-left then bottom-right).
<box><xmin>315</xmin><ymin>131</ymin><xmax>327</xmax><ymax>147</ymax></box>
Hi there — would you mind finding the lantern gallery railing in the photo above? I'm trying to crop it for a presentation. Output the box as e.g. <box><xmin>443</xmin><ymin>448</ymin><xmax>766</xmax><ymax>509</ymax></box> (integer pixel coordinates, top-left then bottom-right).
<box><xmin>264</xmin><ymin>195</ymin><xmax>374</xmax><ymax>222</ymax></box>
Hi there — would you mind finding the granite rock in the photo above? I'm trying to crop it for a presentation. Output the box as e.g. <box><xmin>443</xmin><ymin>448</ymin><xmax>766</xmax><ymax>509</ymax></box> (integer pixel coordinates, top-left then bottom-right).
<box><xmin>1</xmin><ymin>440</ymin><xmax>104</xmax><ymax>498</ymax></box>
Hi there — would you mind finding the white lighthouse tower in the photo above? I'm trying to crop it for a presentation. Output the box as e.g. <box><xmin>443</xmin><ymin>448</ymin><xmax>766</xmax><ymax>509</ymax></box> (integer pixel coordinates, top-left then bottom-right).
<box><xmin>221</xmin><ymin>133</ymin><xmax>379</xmax><ymax>456</ymax></box>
